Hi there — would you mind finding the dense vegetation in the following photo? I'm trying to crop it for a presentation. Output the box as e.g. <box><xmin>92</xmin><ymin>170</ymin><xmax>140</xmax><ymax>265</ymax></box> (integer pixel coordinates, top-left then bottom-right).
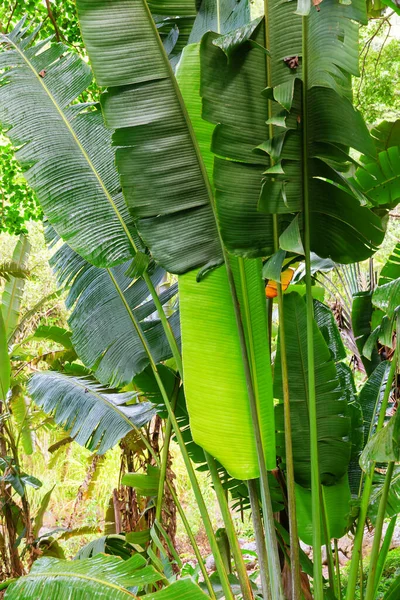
<box><xmin>0</xmin><ymin>0</ymin><xmax>400</xmax><ymax>599</ymax></box>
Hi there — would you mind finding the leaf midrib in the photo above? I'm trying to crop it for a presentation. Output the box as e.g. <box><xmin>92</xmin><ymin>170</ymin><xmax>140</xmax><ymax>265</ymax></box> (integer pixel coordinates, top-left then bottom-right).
<box><xmin>17</xmin><ymin>570</ymin><xmax>138</xmax><ymax>597</ymax></box>
<box><xmin>5</xmin><ymin>36</ymin><xmax>138</xmax><ymax>254</ymax></box>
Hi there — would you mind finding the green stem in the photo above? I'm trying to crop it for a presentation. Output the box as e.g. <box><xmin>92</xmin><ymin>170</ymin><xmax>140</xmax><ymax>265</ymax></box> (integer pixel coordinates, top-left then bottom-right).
<box><xmin>301</xmin><ymin>14</ymin><xmax>323</xmax><ymax>598</ymax></box>
<box><xmin>143</xmin><ymin>272</ymin><xmax>183</xmax><ymax>376</ymax></box>
<box><xmin>233</xmin><ymin>257</ymin><xmax>284</xmax><ymax>600</ymax></box>
<box><xmin>248</xmin><ymin>479</ymin><xmax>272</xmax><ymax>600</ymax></box>
<box><xmin>364</xmin><ymin>461</ymin><xmax>395</xmax><ymax>600</ymax></box>
<box><xmin>273</xmin><ymin>215</ymin><xmax>301</xmax><ymax>599</ymax></box>
<box><xmin>206</xmin><ymin>454</ymin><xmax>254</xmax><ymax>600</ymax></box>
<box><xmin>374</xmin><ymin>514</ymin><xmax>397</xmax><ymax>597</ymax></box>
<box><xmin>321</xmin><ymin>487</ymin><xmax>335</xmax><ymax>593</ymax></box>
<box><xmin>346</xmin><ymin>349</ymin><xmax>398</xmax><ymax>599</ymax></box>
<box><xmin>108</xmin><ymin>269</ymin><xmax>233</xmax><ymax>600</ymax></box>
<box><xmin>154</xmin><ymin>378</ymin><xmax>180</xmax><ymax>526</ymax></box>
<box><xmin>334</xmin><ymin>539</ymin><xmax>342</xmax><ymax>600</ymax></box>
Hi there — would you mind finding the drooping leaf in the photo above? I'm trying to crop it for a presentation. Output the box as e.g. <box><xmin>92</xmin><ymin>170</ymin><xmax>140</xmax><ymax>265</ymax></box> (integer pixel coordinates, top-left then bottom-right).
<box><xmin>1</xmin><ymin>235</ymin><xmax>30</xmax><ymax>341</ymax></box>
<box><xmin>0</xmin><ymin>22</ymin><xmax>138</xmax><ymax>269</ymax></box>
<box><xmin>274</xmin><ymin>293</ymin><xmax>351</xmax><ymax>487</ymax></box>
<box><xmin>50</xmin><ymin>241</ymin><xmax>179</xmax><ymax>388</ymax></box>
<box><xmin>77</xmin><ymin>0</ymin><xmax>222</xmax><ymax>275</ymax></box>
<box><xmin>28</xmin><ymin>372</ymin><xmax>156</xmax><ymax>454</ymax></box>
<box><xmin>4</xmin><ymin>554</ymin><xmax>163</xmax><ymax>599</ymax></box>
<box><xmin>179</xmin><ymin>258</ymin><xmax>275</xmax><ymax>480</ymax></box>
<box><xmin>32</xmin><ymin>326</ymin><xmax>74</xmax><ymax>350</ymax></box>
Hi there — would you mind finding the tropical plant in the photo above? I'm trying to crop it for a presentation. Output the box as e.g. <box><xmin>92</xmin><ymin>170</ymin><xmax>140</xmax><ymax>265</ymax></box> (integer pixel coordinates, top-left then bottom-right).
<box><xmin>0</xmin><ymin>0</ymin><xmax>399</xmax><ymax>599</ymax></box>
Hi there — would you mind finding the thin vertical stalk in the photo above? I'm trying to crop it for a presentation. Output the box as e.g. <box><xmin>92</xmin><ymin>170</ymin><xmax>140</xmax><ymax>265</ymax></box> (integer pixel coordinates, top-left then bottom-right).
<box><xmin>143</xmin><ymin>272</ymin><xmax>183</xmax><ymax>376</ymax></box>
<box><xmin>364</xmin><ymin>461</ymin><xmax>395</xmax><ymax>600</ymax></box>
<box><xmin>248</xmin><ymin>479</ymin><xmax>272</xmax><ymax>600</ymax></box>
<box><xmin>234</xmin><ymin>257</ymin><xmax>284</xmax><ymax>599</ymax></box>
<box><xmin>206</xmin><ymin>454</ymin><xmax>254</xmax><ymax>600</ymax></box>
<box><xmin>302</xmin><ymin>14</ymin><xmax>323</xmax><ymax>598</ymax></box>
<box><xmin>334</xmin><ymin>539</ymin><xmax>342</xmax><ymax>600</ymax></box>
<box><xmin>273</xmin><ymin>215</ymin><xmax>301</xmax><ymax>599</ymax></box>
<box><xmin>108</xmin><ymin>270</ymin><xmax>234</xmax><ymax>600</ymax></box>
<box><xmin>321</xmin><ymin>487</ymin><xmax>335</xmax><ymax>593</ymax></box>
<box><xmin>154</xmin><ymin>378</ymin><xmax>180</xmax><ymax>525</ymax></box>
<box><xmin>346</xmin><ymin>349</ymin><xmax>398</xmax><ymax>599</ymax></box>
<box><xmin>374</xmin><ymin>515</ymin><xmax>397</xmax><ymax>596</ymax></box>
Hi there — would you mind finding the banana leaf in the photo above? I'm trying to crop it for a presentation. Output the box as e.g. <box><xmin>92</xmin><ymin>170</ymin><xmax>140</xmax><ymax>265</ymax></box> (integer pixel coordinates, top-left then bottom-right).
<box><xmin>1</xmin><ymin>235</ymin><xmax>30</xmax><ymax>341</ymax></box>
<box><xmin>274</xmin><ymin>293</ymin><xmax>351</xmax><ymax>487</ymax></box>
<box><xmin>28</xmin><ymin>372</ymin><xmax>156</xmax><ymax>454</ymax></box>
<box><xmin>0</xmin><ymin>21</ymin><xmax>137</xmax><ymax>269</ymax></box>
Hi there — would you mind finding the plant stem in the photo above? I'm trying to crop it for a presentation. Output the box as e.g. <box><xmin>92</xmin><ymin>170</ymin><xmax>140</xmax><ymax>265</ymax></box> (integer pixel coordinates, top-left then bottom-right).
<box><xmin>233</xmin><ymin>257</ymin><xmax>284</xmax><ymax>599</ymax></box>
<box><xmin>206</xmin><ymin>454</ymin><xmax>254</xmax><ymax>600</ymax></box>
<box><xmin>321</xmin><ymin>487</ymin><xmax>335</xmax><ymax>593</ymax></box>
<box><xmin>108</xmin><ymin>269</ymin><xmax>234</xmax><ymax>600</ymax></box>
<box><xmin>334</xmin><ymin>539</ymin><xmax>342</xmax><ymax>600</ymax></box>
<box><xmin>364</xmin><ymin>461</ymin><xmax>395</xmax><ymax>600</ymax></box>
<box><xmin>301</xmin><ymin>14</ymin><xmax>323</xmax><ymax>598</ymax></box>
<box><xmin>346</xmin><ymin>349</ymin><xmax>398</xmax><ymax>599</ymax></box>
<box><xmin>374</xmin><ymin>514</ymin><xmax>397</xmax><ymax>597</ymax></box>
<box><xmin>248</xmin><ymin>479</ymin><xmax>272</xmax><ymax>600</ymax></box>
<box><xmin>273</xmin><ymin>215</ymin><xmax>301</xmax><ymax>599</ymax></box>
<box><xmin>154</xmin><ymin>378</ymin><xmax>180</xmax><ymax>524</ymax></box>
<box><xmin>143</xmin><ymin>272</ymin><xmax>183</xmax><ymax>376</ymax></box>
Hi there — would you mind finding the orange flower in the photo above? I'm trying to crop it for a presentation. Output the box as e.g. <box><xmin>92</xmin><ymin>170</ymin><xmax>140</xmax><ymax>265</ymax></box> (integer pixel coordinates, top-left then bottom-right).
<box><xmin>265</xmin><ymin>268</ymin><xmax>294</xmax><ymax>299</ymax></box>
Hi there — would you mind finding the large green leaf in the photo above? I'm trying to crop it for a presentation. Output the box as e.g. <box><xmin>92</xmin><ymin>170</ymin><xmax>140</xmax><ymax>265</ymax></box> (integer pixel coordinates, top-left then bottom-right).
<box><xmin>50</xmin><ymin>241</ymin><xmax>179</xmax><ymax>388</ymax></box>
<box><xmin>274</xmin><ymin>293</ymin><xmax>351</xmax><ymax>487</ymax></box>
<box><xmin>1</xmin><ymin>234</ymin><xmax>30</xmax><ymax>341</ymax></box>
<box><xmin>371</xmin><ymin>119</ymin><xmax>400</xmax><ymax>153</ymax></box>
<box><xmin>350</xmin><ymin>146</ymin><xmax>400</xmax><ymax>209</ymax></box>
<box><xmin>28</xmin><ymin>372</ymin><xmax>155</xmax><ymax>454</ymax></box>
<box><xmin>189</xmin><ymin>0</ymin><xmax>250</xmax><ymax>43</ymax></box>
<box><xmin>0</xmin><ymin>21</ymin><xmax>137</xmax><ymax>268</ymax></box>
<box><xmin>295</xmin><ymin>477</ymin><xmax>351</xmax><ymax>545</ymax></box>
<box><xmin>76</xmin><ymin>0</ymin><xmax>222</xmax><ymax>275</ymax></box>
<box><xmin>199</xmin><ymin>3</ymin><xmax>382</xmax><ymax>263</ymax></box>
<box><xmin>200</xmin><ymin>20</ymin><xmax>274</xmax><ymax>258</ymax></box>
<box><xmin>0</xmin><ymin>310</ymin><xmax>10</xmax><ymax>401</ymax></box>
<box><xmin>4</xmin><ymin>554</ymin><xmax>163</xmax><ymax>599</ymax></box>
<box><xmin>179</xmin><ymin>258</ymin><xmax>275</xmax><ymax>480</ymax></box>
<box><xmin>379</xmin><ymin>243</ymin><xmax>400</xmax><ymax>285</ymax></box>
<box><xmin>373</xmin><ymin>278</ymin><xmax>400</xmax><ymax>319</ymax></box>
<box><xmin>360</xmin><ymin>410</ymin><xmax>400</xmax><ymax>470</ymax></box>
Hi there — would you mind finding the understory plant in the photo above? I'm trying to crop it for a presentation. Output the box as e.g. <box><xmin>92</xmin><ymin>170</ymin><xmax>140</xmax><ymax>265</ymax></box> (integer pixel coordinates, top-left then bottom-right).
<box><xmin>0</xmin><ymin>0</ymin><xmax>399</xmax><ymax>598</ymax></box>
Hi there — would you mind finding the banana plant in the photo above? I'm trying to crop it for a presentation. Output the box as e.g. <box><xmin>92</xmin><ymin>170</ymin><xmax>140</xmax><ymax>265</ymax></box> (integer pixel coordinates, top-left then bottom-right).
<box><xmin>3</xmin><ymin>554</ymin><xmax>210</xmax><ymax>599</ymax></box>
